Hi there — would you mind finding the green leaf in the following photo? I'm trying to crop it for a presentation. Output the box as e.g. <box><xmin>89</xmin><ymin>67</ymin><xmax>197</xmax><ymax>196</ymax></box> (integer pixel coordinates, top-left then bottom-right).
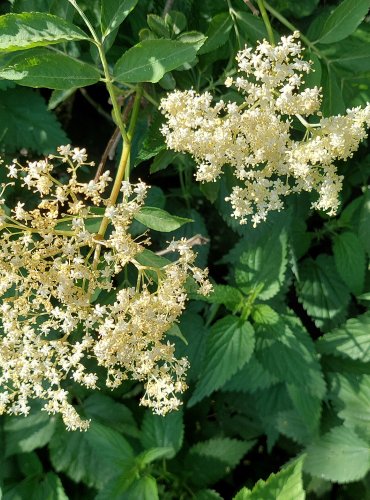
<box><xmin>82</xmin><ymin>393</ymin><xmax>139</xmax><ymax>437</ymax></box>
<box><xmin>203</xmin><ymin>284</ymin><xmax>244</xmax><ymax>313</ymax></box>
<box><xmin>223</xmin><ymin>356</ymin><xmax>279</xmax><ymax>393</ymax></box>
<box><xmin>96</xmin><ymin>474</ymin><xmax>158</xmax><ymax>500</ymax></box>
<box><xmin>114</xmin><ymin>39</ymin><xmax>204</xmax><ymax>83</ymax></box>
<box><xmin>358</xmin><ymin>188</ymin><xmax>370</xmax><ymax>255</ymax></box>
<box><xmin>0</xmin><ymin>48</ymin><xmax>101</xmax><ymax>89</ymax></box>
<box><xmin>233</xmin><ymin>224</ymin><xmax>288</xmax><ymax>300</ymax></box>
<box><xmin>321</xmin><ymin>65</ymin><xmax>346</xmax><ymax>116</ymax></box>
<box><xmin>0</xmin><ymin>87</ymin><xmax>67</xmax><ymax>154</ymax></box>
<box><xmin>316</xmin><ymin>0</ymin><xmax>370</xmax><ymax>44</ymax></box>
<box><xmin>304</xmin><ymin>426</ymin><xmax>370</xmax><ymax>483</ymax></box>
<box><xmin>140</xmin><ymin>409</ymin><xmax>184</xmax><ymax>459</ymax></box>
<box><xmin>0</xmin><ymin>12</ymin><xmax>89</xmax><ymax>52</ymax></box>
<box><xmin>188</xmin><ymin>316</ymin><xmax>255</xmax><ymax>406</ymax></box>
<box><xmin>329</xmin><ymin>372</ymin><xmax>370</xmax><ymax>435</ymax></box>
<box><xmin>333</xmin><ymin>231</ymin><xmax>366</xmax><ymax>295</ymax></box>
<box><xmin>147</xmin><ymin>14</ymin><xmax>171</xmax><ymax>38</ymax></box>
<box><xmin>101</xmin><ymin>0</ymin><xmax>138</xmax><ymax>38</ymax></box>
<box><xmin>234</xmin><ymin>456</ymin><xmax>305</xmax><ymax>500</ymax></box>
<box><xmin>330</xmin><ymin>38</ymin><xmax>370</xmax><ymax>73</ymax></box>
<box><xmin>49</xmin><ymin>421</ymin><xmax>134</xmax><ymax>490</ymax></box>
<box><xmin>297</xmin><ymin>255</ymin><xmax>351</xmax><ymax>331</ymax></box>
<box><xmin>255</xmin><ymin>314</ymin><xmax>326</xmax><ymax>398</ymax></box>
<box><xmin>194</xmin><ymin>491</ymin><xmax>223</xmax><ymax>500</ymax></box>
<box><xmin>198</xmin><ymin>12</ymin><xmax>233</xmax><ymax>55</ymax></box>
<box><xmin>317</xmin><ymin>312</ymin><xmax>370</xmax><ymax>362</ymax></box>
<box><xmin>233</xmin><ymin>10</ymin><xmax>274</xmax><ymax>44</ymax></box>
<box><xmin>5</xmin><ymin>411</ymin><xmax>56</xmax><ymax>457</ymax></box>
<box><xmin>134</xmin><ymin>206</ymin><xmax>192</xmax><ymax>232</ymax></box>
<box><xmin>17</xmin><ymin>452</ymin><xmax>43</xmax><ymax>477</ymax></box>
<box><xmin>187</xmin><ymin>438</ymin><xmax>254</xmax><ymax>487</ymax></box>
<box><xmin>33</xmin><ymin>472</ymin><xmax>68</xmax><ymax>500</ymax></box>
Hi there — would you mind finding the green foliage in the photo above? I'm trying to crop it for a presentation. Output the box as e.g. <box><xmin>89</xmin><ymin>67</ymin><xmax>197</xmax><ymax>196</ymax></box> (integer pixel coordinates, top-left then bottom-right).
<box><xmin>0</xmin><ymin>0</ymin><xmax>370</xmax><ymax>498</ymax></box>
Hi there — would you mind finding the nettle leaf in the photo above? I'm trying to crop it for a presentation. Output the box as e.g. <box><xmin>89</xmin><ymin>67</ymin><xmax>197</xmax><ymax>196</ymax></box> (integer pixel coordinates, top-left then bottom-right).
<box><xmin>233</xmin><ymin>224</ymin><xmax>288</xmax><ymax>300</ymax></box>
<box><xmin>96</xmin><ymin>474</ymin><xmax>158</xmax><ymax>500</ymax></box>
<box><xmin>33</xmin><ymin>472</ymin><xmax>68</xmax><ymax>500</ymax></box>
<box><xmin>82</xmin><ymin>393</ymin><xmax>139</xmax><ymax>438</ymax></box>
<box><xmin>304</xmin><ymin>426</ymin><xmax>370</xmax><ymax>483</ymax></box>
<box><xmin>114</xmin><ymin>39</ymin><xmax>204</xmax><ymax>83</ymax></box>
<box><xmin>333</xmin><ymin>231</ymin><xmax>366</xmax><ymax>295</ymax></box>
<box><xmin>223</xmin><ymin>356</ymin><xmax>279</xmax><ymax>393</ymax></box>
<box><xmin>234</xmin><ymin>456</ymin><xmax>305</xmax><ymax>500</ymax></box>
<box><xmin>0</xmin><ymin>12</ymin><xmax>89</xmax><ymax>52</ymax></box>
<box><xmin>0</xmin><ymin>48</ymin><xmax>101</xmax><ymax>89</ymax></box>
<box><xmin>134</xmin><ymin>206</ymin><xmax>192</xmax><ymax>232</ymax></box>
<box><xmin>358</xmin><ymin>188</ymin><xmax>370</xmax><ymax>255</ymax></box>
<box><xmin>315</xmin><ymin>0</ymin><xmax>370</xmax><ymax>44</ymax></box>
<box><xmin>198</xmin><ymin>12</ymin><xmax>233</xmax><ymax>55</ymax></box>
<box><xmin>5</xmin><ymin>410</ymin><xmax>56</xmax><ymax>457</ymax></box>
<box><xmin>49</xmin><ymin>421</ymin><xmax>134</xmax><ymax>490</ymax></box>
<box><xmin>188</xmin><ymin>316</ymin><xmax>255</xmax><ymax>406</ymax></box>
<box><xmin>100</xmin><ymin>0</ymin><xmax>138</xmax><ymax>38</ymax></box>
<box><xmin>296</xmin><ymin>255</ymin><xmax>351</xmax><ymax>331</ymax></box>
<box><xmin>0</xmin><ymin>87</ymin><xmax>67</xmax><ymax>154</ymax></box>
<box><xmin>329</xmin><ymin>372</ymin><xmax>370</xmax><ymax>434</ymax></box>
<box><xmin>140</xmin><ymin>409</ymin><xmax>184</xmax><ymax>459</ymax></box>
<box><xmin>317</xmin><ymin>312</ymin><xmax>370</xmax><ymax>362</ymax></box>
<box><xmin>201</xmin><ymin>284</ymin><xmax>244</xmax><ymax>312</ymax></box>
<box><xmin>186</xmin><ymin>438</ymin><xmax>254</xmax><ymax>487</ymax></box>
<box><xmin>194</xmin><ymin>490</ymin><xmax>223</xmax><ymax>500</ymax></box>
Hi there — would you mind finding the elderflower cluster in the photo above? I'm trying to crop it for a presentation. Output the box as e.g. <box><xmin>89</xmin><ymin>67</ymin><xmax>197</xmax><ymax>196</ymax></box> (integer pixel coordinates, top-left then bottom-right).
<box><xmin>160</xmin><ymin>32</ymin><xmax>370</xmax><ymax>226</ymax></box>
<box><xmin>0</xmin><ymin>147</ymin><xmax>211</xmax><ymax>430</ymax></box>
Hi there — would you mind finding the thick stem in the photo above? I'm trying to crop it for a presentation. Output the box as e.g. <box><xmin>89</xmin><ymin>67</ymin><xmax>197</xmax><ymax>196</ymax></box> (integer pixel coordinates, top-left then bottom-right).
<box><xmin>257</xmin><ymin>0</ymin><xmax>275</xmax><ymax>46</ymax></box>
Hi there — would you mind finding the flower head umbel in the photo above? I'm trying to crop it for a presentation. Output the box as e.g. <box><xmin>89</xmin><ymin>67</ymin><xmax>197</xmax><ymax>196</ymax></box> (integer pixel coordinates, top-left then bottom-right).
<box><xmin>0</xmin><ymin>147</ymin><xmax>211</xmax><ymax>430</ymax></box>
<box><xmin>160</xmin><ymin>32</ymin><xmax>370</xmax><ymax>226</ymax></box>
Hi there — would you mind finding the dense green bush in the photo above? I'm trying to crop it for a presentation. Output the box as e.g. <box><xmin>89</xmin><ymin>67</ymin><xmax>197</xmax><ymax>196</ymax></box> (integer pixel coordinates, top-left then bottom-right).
<box><xmin>0</xmin><ymin>0</ymin><xmax>370</xmax><ymax>498</ymax></box>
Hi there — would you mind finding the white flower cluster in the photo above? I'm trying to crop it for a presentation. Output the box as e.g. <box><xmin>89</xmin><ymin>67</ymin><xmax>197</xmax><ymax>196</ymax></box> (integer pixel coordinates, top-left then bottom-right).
<box><xmin>0</xmin><ymin>147</ymin><xmax>211</xmax><ymax>430</ymax></box>
<box><xmin>160</xmin><ymin>32</ymin><xmax>370</xmax><ymax>225</ymax></box>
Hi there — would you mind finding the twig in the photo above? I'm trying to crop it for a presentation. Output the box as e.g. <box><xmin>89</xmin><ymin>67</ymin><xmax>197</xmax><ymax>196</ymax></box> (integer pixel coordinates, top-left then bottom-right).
<box><xmin>162</xmin><ymin>0</ymin><xmax>175</xmax><ymax>16</ymax></box>
<box><xmin>79</xmin><ymin>88</ymin><xmax>113</xmax><ymax>123</ymax></box>
<box><xmin>94</xmin><ymin>127</ymin><xmax>121</xmax><ymax>181</ymax></box>
<box><xmin>94</xmin><ymin>96</ymin><xmax>135</xmax><ymax>181</ymax></box>
<box><xmin>243</xmin><ymin>0</ymin><xmax>259</xmax><ymax>16</ymax></box>
<box><xmin>156</xmin><ymin>234</ymin><xmax>210</xmax><ymax>256</ymax></box>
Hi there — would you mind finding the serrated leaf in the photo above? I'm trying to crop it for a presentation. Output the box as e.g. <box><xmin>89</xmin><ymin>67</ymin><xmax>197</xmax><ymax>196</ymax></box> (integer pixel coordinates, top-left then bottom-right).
<box><xmin>114</xmin><ymin>39</ymin><xmax>204</xmax><ymax>83</ymax></box>
<box><xmin>82</xmin><ymin>393</ymin><xmax>139</xmax><ymax>437</ymax></box>
<box><xmin>203</xmin><ymin>284</ymin><xmax>244</xmax><ymax>312</ymax></box>
<box><xmin>0</xmin><ymin>86</ymin><xmax>67</xmax><ymax>154</ymax></box>
<box><xmin>187</xmin><ymin>438</ymin><xmax>254</xmax><ymax>487</ymax></box>
<box><xmin>234</xmin><ymin>456</ymin><xmax>305</xmax><ymax>500</ymax></box>
<box><xmin>5</xmin><ymin>410</ymin><xmax>56</xmax><ymax>457</ymax></box>
<box><xmin>304</xmin><ymin>426</ymin><xmax>370</xmax><ymax>483</ymax></box>
<box><xmin>223</xmin><ymin>356</ymin><xmax>279</xmax><ymax>393</ymax></box>
<box><xmin>333</xmin><ymin>231</ymin><xmax>366</xmax><ymax>295</ymax></box>
<box><xmin>33</xmin><ymin>472</ymin><xmax>68</xmax><ymax>500</ymax></box>
<box><xmin>140</xmin><ymin>409</ymin><xmax>183</xmax><ymax>459</ymax></box>
<box><xmin>316</xmin><ymin>0</ymin><xmax>370</xmax><ymax>44</ymax></box>
<box><xmin>255</xmin><ymin>314</ymin><xmax>326</xmax><ymax>399</ymax></box>
<box><xmin>198</xmin><ymin>12</ymin><xmax>233</xmax><ymax>55</ymax></box>
<box><xmin>134</xmin><ymin>206</ymin><xmax>192</xmax><ymax>232</ymax></box>
<box><xmin>234</xmin><ymin>226</ymin><xmax>288</xmax><ymax>300</ymax></box>
<box><xmin>188</xmin><ymin>316</ymin><xmax>255</xmax><ymax>406</ymax></box>
<box><xmin>358</xmin><ymin>188</ymin><xmax>370</xmax><ymax>255</ymax></box>
<box><xmin>0</xmin><ymin>48</ymin><xmax>101</xmax><ymax>89</ymax></box>
<box><xmin>96</xmin><ymin>474</ymin><xmax>158</xmax><ymax>500</ymax></box>
<box><xmin>297</xmin><ymin>255</ymin><xmax>351</xmax><ymax>331</ymax></box>
<box><xmin>101</xmin><ymin>0</ymin><xmax>138</xmax><ymax>38</ymax></box>
<box><xmin>49</xmin><ymin>421</ymin><xmax>134</xmax><ymax>489</ymax></box>
<box><xmin>317</xmin><ymin>312</ymin><xmax>370</xmax><ymax>362</ymax></box>
<box><xmin>0</xmin><ymin>12</ymin><xmax>89</xmax><ymax>52</ymax></box>
<box><xmin>287</xmin><ymin>384</ymin><xmax>322</xmax><ymax>438</ymax></box>
<box><xmin>194</xmin><ymin>490</ymin><xmax>223</xmax><ymax>500</ymax></box>
<box><xmin>329</xmin><ymin>372</ymin><xmax>370</xmax><ymax>435</ymax></box>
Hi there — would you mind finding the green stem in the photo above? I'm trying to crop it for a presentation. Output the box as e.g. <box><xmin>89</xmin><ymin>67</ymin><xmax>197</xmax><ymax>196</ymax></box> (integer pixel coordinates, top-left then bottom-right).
<box><xmin>257</xmin><ymin>0</ymin><xmax>275</xmax><ymax>46</ymax></box>
<box><xmin>67</xmin><ymin>0</ymin><xmax>128</xmax><ymax>143</ymax></box>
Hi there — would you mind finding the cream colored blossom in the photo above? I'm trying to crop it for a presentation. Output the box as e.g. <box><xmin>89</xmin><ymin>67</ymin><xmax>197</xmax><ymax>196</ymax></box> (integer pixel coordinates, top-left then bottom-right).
<box><xmin>160</xmin><ymin>32</ymin><xmax>370</xmax><ymax>225</ymax></box>
<box><xmin>0</xmin><ymin>148</ymin><xmax>212</xmax><ymax>430</ymax></box>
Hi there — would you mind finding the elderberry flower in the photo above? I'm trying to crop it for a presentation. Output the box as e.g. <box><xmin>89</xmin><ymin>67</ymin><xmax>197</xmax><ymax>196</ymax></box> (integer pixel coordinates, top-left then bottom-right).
<box><xmin>160</xmin><ymin>32</ymin><xmax>370</xmax><ymax>225</ymax></box>
<box><xmin>0</xmin><ymin>147</ymin><xmax>212</xmax><ymax>430</ymax></box>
